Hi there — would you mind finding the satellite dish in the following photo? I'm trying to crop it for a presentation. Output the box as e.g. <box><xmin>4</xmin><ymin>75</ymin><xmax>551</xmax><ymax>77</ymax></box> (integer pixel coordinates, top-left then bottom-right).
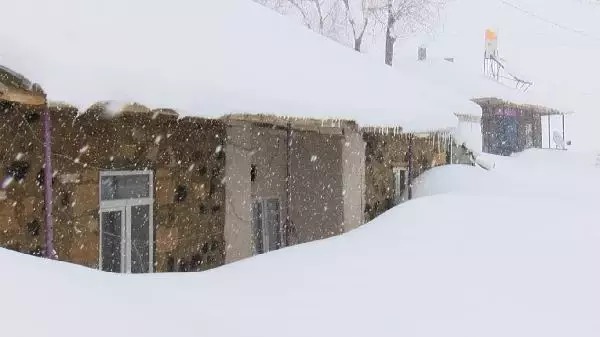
<box><xmin>553</xmin><ymin>131</ymin><xmax>565</xmax><ymax>150</ymax></box>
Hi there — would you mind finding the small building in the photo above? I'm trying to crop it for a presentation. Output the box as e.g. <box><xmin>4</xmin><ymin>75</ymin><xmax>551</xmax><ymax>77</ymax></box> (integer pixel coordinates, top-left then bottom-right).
<box><xmin>476</xmin><ymin>98</ymin><xmax>567</xmax><ymax>156</ymax></box>
<box><xmin>396</xmin><ymin>59</ymin><xmax>573</xmax><ymax>156</ymax></box>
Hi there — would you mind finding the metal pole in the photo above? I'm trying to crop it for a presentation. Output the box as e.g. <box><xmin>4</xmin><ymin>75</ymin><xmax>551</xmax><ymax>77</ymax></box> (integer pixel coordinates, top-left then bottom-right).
<box><xmin>547</xmin><ymin>115</ymin><xmax>551</xmax><ymax>149</ymax></box>
<box><xmin>562</xmin><ymin>114</ymin><xmax>565</xmax><ymax>148</ymax></box>
<box><xmin>42</xmin><ymin>100</ymin><xmax>54</xmax><ymax>259</ymax></box>
<box><xmin>449</xmin><ymin>134</ymin><xmax>453</xmax><ymax>164</ymax></box>
<box><xmin>284</xmin><ymin>122</ymin><xmax>292</xmax><ymax>247</ymax></box>
<box><xmin>407</xmin><ymin>134</ymin><xmax>413</xmax><ymax>201</ymax></box>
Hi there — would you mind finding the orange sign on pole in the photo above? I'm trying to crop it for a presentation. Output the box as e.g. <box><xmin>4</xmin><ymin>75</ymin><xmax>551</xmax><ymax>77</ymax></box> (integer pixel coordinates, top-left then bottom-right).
<box><xmin>484</xmin><ymin>29</ymin><xmax>498</xmax><ymax>58</ymax></box>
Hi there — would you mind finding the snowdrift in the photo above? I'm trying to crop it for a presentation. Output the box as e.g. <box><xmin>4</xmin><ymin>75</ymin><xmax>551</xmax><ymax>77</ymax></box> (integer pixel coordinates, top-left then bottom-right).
<box><xmin>3</xmin><ymin>149</ymin><xmax>600</xmax><ymax>337</ymax></box>
<box><xmin>412</xmin><ymin>149</ymin><xmax>600</xmax><ymax>201</ymax></box>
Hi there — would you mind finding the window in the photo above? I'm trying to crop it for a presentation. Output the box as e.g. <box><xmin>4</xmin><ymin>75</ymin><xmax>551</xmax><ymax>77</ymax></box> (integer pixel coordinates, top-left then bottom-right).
<box><xmin>251</xmin><ymin>198</ymin><xmax>282</xmax><ymax>254</ymax></box>
<box><xmin>393</xmin><ymin>167</ymin><xmax>407</xmax><ymax>205</ymax></box>
<box><xmin>251</xmin><ymin>201</ymin><xmax>264</xmax><ymax>254</ymax></box>
<box><xmin>250</xmin><ymin>164</ymin><xmax>257</xmax><ymax>182</ymax></box>
<box><xmin>99</xmin><ymin>171</ymin><xmax>153</xmax><ymax>274</ymax></box>
<box><xmin>100</xmin><ymin>174</ymin><xmax>150</xmax><ymax>201</ymax></box>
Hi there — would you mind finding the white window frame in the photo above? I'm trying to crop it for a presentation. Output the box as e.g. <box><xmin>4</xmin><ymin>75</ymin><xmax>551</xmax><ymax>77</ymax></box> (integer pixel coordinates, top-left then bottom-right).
<box><xmin>393</xmin><ymin>167</ymin><xmax>407</xmax><ymax>205</ymax></box>
<box><xmin>99</xmin><ymin>170</ymin><xmax>154</xmax><ymax>273</ymax></box>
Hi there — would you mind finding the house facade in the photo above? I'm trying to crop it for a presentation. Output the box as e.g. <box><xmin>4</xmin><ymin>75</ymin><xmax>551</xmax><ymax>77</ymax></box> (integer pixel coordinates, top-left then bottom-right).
<box><xmin>362</xmin><ymin>129</ymin><xmax>454</xmax><ymax>221</ymax></box>
<box><xmin>223</xmin><ymin>115</ymin><xmax>365</xmax><ymax>262</ymax></box>
<box><xmin>0</xmin><ymin>97</ymin><xmax>366</xmax><ymax>273</ymax></box>
<box><xmin>476</xmin><ymin>99</ymin><xmax>545</xmax><ymax>156</ymax></box>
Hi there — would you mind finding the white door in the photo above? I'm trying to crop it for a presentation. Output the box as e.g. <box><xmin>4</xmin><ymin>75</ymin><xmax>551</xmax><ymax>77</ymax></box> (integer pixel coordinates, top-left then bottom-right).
<box><xmin>99</xmin><ymin>171</ymin><xmax>154</xmax><ymax>273</ymax></box>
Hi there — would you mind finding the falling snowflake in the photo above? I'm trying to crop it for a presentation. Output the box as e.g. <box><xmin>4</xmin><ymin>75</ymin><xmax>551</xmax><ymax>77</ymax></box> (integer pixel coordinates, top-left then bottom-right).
<box><xmin>2</xmin><ymin>176</ymin><xmax>14</xmax><ymax>189</ymax></box>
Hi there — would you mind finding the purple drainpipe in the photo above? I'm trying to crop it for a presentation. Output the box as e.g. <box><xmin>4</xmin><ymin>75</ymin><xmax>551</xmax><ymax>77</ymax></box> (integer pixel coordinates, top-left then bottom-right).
<box><xmin>42</xmin><ymin>101</ymin><xmax>54</xmax><ymax>259</ymax></box>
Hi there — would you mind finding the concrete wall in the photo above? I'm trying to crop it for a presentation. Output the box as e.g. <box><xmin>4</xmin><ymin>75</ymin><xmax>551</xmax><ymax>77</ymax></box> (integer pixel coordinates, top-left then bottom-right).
<box><xmin>224</xmin><ymin>123</ymin><xmax>289</xmax><ymax>263</ymax></box>
<box><xmin>290</xmin><ymin>130</ymin><xmax>344</xmax><ymax>243</ymax></box>
<box><xmin>224</xmin><ymin>121</ymin><xmax>353</xmax><ymax>262</ymax></box>
<box><xmin>224</xmin><ymin>124</ymin><xmax>253</xmax><ymax>263</ymax></box>
<box><xmin>342</xmin><ymin>127</ymin><xmax>365</xmax><ymax>232</ymax></box>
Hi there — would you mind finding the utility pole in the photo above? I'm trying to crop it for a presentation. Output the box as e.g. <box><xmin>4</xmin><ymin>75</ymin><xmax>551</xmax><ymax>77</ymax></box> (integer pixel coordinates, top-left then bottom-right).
<box><xmin>41</xmin><ymin>93</ymin><xmax>54</xmax><ymax>259</ymax></box>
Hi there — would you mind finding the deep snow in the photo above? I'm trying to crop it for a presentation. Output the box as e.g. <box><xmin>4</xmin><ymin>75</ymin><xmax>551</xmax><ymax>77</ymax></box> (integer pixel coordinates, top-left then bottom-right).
<box><xmin>2</xmin><ymin>149</ymin><xmax>599</xmax><ymax>337</ymax></box>
<box><xmin>0</xmin><ymin>0</ymin><xmax>480</xmax><ymax>132</ymax></box>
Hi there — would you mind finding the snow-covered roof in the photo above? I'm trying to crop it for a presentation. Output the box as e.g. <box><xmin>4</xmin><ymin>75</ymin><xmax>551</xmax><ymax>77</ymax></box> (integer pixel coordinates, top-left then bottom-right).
<box><xmin>0</xmin><ymin>0</ymin><xmax>480</xmax><ymax>132</ymax></box>
<box><xmin>395</xmin><ymin>59</ymin><xmax>573</xmax><ymax>115</ymax></box>
<box><xmin>0</xmin><ymin>64</ymin><xmax>45</xmax><ymax>105</ymax></box>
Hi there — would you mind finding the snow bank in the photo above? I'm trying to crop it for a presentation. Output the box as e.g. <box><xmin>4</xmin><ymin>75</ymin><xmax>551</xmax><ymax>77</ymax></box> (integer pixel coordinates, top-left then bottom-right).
<box><xmin>3</xmin><ymin>149</ymin><xmax>600</xmax><ymax>337</ymax></box>
<box><xmin>0</xmin><ymin>0</ymin><xmax>480</xmax><ymax>132</ymax></box>
<box><xmin>412</xmin><ymin>149</ymin><xmax>600</xmax><ymax>201</ymax></box>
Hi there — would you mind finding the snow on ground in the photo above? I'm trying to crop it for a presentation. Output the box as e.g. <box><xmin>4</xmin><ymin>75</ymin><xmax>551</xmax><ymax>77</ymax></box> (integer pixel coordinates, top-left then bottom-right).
<box><xmin>3</xmin><ymin>149</ymin><xmax>600</xmax><ymax>337</ymax></box>
<box><xmin>413</xmin><ymin>148</ymin><xmax>600</xmax><ymax>200</ymax></box>
<box><xmin>0</xmin><ymin>0</ymin><xmax>480</xmax><ymax>132</ymax></box>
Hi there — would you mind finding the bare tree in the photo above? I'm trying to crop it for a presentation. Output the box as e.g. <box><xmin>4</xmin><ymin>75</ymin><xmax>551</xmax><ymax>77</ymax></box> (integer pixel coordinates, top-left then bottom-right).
<box><xmin>256</xmin><ymin>0</ymin><xmax>347</xmax><ymax>43</ymax></box>
<box><xmin>373</xmin><ymin>0</ymin><xmax>445</xmax><ymax>66</ymax></box>
<box><xmin>340</xmin><ymin>0</ymin><xmax>374</xmax><ymax>51</ymax></box>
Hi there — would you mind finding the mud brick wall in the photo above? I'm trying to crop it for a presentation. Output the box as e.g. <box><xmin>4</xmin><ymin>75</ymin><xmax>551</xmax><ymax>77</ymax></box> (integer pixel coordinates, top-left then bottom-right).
<box><xmin>0</xmin><ymin>101</ymin><xmax>80</xmax><ymax>258</ymax></box>
<box><xmin>0</xmin><ymin>102</ymin><xmax>227</xmax><ymax>272</ymax></box>
<box><xmin>363</xmin><ymin>132</ymin><xmax>447</xmax><ymax>222</ymax></box>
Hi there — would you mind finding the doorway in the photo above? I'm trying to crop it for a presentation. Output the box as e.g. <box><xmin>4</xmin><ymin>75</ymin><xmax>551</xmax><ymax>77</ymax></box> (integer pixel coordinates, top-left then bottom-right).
<box><xmin>99</xmin><ymin>171</ymin><xmax>153</xmax><ymax>273</ymax></box>
<box><xmin>251</xmin><ymin>198</ymin><xmax>282</xmax><ymax>254</ymax></box>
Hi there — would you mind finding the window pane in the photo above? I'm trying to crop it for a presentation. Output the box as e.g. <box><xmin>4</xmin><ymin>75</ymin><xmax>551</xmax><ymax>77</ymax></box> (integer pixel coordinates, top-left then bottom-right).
<box><xmin>265</xmin><ymin>199</ymin><xmax>281</xmax><ymax>251</ymax></box>
<box><xmin>101</xmin><ymin>174</ymin><xmax>150</xmax><ymax>200</ymax></box>
<box><xmin>393</xmin><ymin>169</ymin><xmax>406</xmax><ymax>205</ymax></box>
<box><xmin>101</xmin><ymin>211</ymin><xmax>122</xmax><ymax>272</ymax></box>
<box><xmin>130</xmin><ymin>205</ymin><xmax>150</xmax><ymax>273</ymax></box>
<box><xmin>252</xmin><ymin>201</ymin><xmax>264</xmax><ymax>254</ymax></box>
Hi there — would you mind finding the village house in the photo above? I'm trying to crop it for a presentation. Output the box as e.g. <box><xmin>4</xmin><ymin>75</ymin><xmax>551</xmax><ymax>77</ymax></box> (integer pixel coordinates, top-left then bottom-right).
<box><xmin>0</xmin><ymin>59</ymin><xmax>481</xmax><ymax>273</ymax></box>
<box><xmin>396</xmin><ymin>56</ymin><xmax>573</xmax><ymax>157</ymax></box>
<box><xmin>476</xmin><ymin>98</ymin><xmax>568</xmax><ymax>155</ymax></box>
<box><xmin>0</xmin><ymin>0</ymin><xmax>483</xmax><ymax>273</ymax></box>
<box><xmin>0</xmin><ymin>91</ymin><xmax>367</xmax><ymax>272</ymax></box>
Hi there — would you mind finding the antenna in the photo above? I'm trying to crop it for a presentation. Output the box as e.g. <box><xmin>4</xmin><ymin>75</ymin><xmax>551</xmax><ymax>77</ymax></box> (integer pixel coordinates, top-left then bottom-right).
<box><xmin>483</xmin><ymin>29</ymin><xmax>533</xmax><ymax>92</ymax></box>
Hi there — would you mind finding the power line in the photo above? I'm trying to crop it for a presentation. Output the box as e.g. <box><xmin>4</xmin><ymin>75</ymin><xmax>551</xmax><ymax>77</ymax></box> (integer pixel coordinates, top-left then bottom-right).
<box><xmin>497</xmin><ymin>0</ymin><xmax>600</xmax><ymax>43</ymax></box>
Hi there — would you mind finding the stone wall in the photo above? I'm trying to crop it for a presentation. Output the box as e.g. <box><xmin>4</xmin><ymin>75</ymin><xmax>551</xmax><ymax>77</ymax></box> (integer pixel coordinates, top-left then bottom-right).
<box><xmin>363</xmin><ymin>131</ymin><xmax>448</xmax><ymax>221</ymax></box>
<box><xmin>0</xmin><ymin>101</ymin><xmax>227</xmax><ymax>272</ymax></box>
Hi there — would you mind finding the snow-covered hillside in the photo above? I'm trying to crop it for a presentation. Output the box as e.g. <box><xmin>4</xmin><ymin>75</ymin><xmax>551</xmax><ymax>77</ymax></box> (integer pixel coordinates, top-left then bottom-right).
<box><xmin>390</xmin><ymin>0</ymin><xmax>600</xmax><ymax>150</ymax></box>
<box><xmin>3</xmin><ymin>149</ymin><xmax>600</xmax><ymax>337</ymax></box>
